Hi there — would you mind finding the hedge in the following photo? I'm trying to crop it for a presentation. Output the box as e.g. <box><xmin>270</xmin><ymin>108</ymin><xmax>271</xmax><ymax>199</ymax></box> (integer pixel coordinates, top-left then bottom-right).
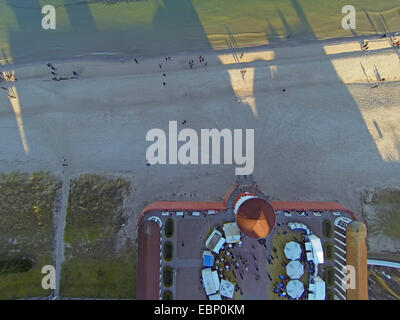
<box><xmin>163</xmin><ymin>267</ymin><xmax>173</xmax><ymax>287</ymax></box>
<box><xmin>165</xmin><ymin>219</ymin><xmax>174</xmax><ymax>238</ymax></box>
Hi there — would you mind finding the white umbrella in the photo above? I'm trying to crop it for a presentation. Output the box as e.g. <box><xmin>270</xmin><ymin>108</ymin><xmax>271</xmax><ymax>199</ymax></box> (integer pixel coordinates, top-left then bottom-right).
<box><xmin>286</xmin><ymin>260</ymin><xmax>304</xmax><ymax>279</ymax></box>
<box><xmin>286</xmin><ymin>280</ymin><xmax>304</xmax><ymax>299</ymax></box>
<box><xmin>284</xmin><ymin>241</ymin><xmax>302</xmax><ymax>260</ymax></box>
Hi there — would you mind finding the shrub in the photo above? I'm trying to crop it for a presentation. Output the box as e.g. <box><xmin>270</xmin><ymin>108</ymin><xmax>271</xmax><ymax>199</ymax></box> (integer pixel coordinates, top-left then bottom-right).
<box><xmin>162</xmin><ymin>290</ymin><xmax>173</xmax><ymax>300</ymax></box>
<box><xmin>163</xmin><ymin>267</ymin><xmax>173</xmax><ymax>288</ymax></box>
<box><xmin>165</xmin><ymin>219</ymin><xmax>174</xmax><ymax>238</ymax></box>
<box><xmin>0</xmin><ymin>258</ymin><xmax>33</xmax><ymax>275</ymax></box>
<box><xmin>163</xmin><ymin>242</ymin><xmax>173</xmax><ymax>262</ymax></box>
<box><xmin>322</xmin><ymin>220</ymin><xmax>333</xmax><ymax>238</ymax></box>
<box><xmin>326</xmin><ymin>289</ymin><xmax>334</xmax><ymax>300</ymax></box>
<box><xmin>323</xmin><ymin>266</ymin><xmax>334</xmax><ymax>288</ymax></box>
<box><xmin>324</xmin><ymin>242</ymin><xmax>334</xmax><ymax>261</ymax></box>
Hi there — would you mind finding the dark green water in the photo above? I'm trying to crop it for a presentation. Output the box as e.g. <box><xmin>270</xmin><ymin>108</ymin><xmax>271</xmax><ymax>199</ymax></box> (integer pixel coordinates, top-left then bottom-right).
<box><xmin>1</xmin><ymin>0</ymin><xmax>400</xmax><ymax>64</ymax></box>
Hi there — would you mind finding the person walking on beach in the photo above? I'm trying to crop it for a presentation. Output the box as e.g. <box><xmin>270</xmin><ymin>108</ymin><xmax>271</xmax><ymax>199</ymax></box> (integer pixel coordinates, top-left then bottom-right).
<box><xmin>47</xmin><ymin>63</ymin><xmax>57</xmax><ymax>70</ymax></box>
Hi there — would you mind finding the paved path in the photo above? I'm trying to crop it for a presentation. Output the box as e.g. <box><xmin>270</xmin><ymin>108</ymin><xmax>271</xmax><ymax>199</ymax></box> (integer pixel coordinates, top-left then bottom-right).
<box><xmin>54</xmin><ymin>166</ymin><xmax>71</xmax><ymax>297</ymax></box>
<box><xmin>367</xmin><ymin>259</ymin><xmax>400</xmax><ymax>269</ymax></box>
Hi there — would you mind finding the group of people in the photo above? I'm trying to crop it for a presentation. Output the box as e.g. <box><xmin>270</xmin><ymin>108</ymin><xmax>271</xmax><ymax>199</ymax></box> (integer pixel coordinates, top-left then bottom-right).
<box><xmin>47</xmin><ymin>62</ymin><xmax>79</xmax><ymax>81</ymax></box>
<box><xmin>189</xmin><ymin>55</ymin><xmax>207</xmax><ymax>69</ymax></box>
<box><xmin>267</xmin><ymin>246</ymin><xmax>278</xmax><ymax>265</ymax></box>
<box><xmin>159</xmin><ymin>57</ymin><xmax>172</xmax><ymax>86</ymax></box>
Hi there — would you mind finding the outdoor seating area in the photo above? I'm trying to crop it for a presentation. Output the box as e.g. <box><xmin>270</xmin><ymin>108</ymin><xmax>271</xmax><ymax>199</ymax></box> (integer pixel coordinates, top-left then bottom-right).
<box><xmin>201</xmin><ymin>222</ymin><xmax>243</xmax><ymax>299</ymax></box>
<box><xmin>272</xmin><ymin>221</ymin><xmax>327</xmax><ymax>300</ymax></box>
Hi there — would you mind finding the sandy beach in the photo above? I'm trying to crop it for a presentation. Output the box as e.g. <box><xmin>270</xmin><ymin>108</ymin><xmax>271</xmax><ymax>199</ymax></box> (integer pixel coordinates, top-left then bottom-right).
<box><xmin>1</xmin><ymin>35</ymin><xmax>400</xmax><ymax>237</ymax></box>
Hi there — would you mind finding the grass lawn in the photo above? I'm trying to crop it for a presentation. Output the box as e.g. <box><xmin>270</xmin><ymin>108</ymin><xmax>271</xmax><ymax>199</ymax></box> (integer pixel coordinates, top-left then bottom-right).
<box><xmin>60</xmin><ymin>174</ymin><xmax>136</xmax><ymax>298</ymax></box>
<box><xmin>268</xmin><ymin>230</ymin><xmax>308</xmax><ymax>300</ymax></box>
<box><xmin>369</xmin><ymin>189</ymin><xmax>400</xmax><ymax>240</ymax></box>
<box><xmin>0</xmin><ymin>171</ymin><xmax>61</xmax><ymax>299</ymax></box>
<box><xmin>323</xmin><ymin>242</ymin><xmax>334</xmax><ymax>261</ymax></box>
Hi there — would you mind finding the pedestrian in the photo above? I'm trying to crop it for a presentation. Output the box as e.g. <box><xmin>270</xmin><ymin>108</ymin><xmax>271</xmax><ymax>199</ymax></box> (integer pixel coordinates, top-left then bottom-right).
<box><xmin>159</xmin><ymin>64</ymin><xmax>162</xmax><ymax>69</ymax></box>
<box><xmin>134</xmin><ymin>58</ymin><xmax>139</xmax><ymax>64</ymax></box>
<box><xmin>163</xmin><ymin>82</ymin><xmax>166</xmax><ymax>86</ymax></box>
<box><xmin>47</xmin><ymin>63</ymin><xmax>57</xmax><ymax>71</ymax></box>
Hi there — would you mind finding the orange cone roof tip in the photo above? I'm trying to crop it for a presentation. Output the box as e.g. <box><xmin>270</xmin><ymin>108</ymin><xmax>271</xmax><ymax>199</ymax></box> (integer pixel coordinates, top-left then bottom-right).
<box><xmin>235</xmin><ymin>196</ymin><xmax>276</xmax><ymax>239</ymax></box>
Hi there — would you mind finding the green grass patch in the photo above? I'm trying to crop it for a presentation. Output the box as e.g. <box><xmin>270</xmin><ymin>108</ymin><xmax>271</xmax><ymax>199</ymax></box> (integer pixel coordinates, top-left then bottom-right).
<box><xmin>164</xmin><ymin>218</ymin><xmax>174</xmax><ymax>238</ymax></box>
<box><xmin>60</xmin><ymin>257</ymin><xmax>136</xmax><ymax>298</ymax></box>
<box><xmin>60</xmin><ymin>174</ymin><xmax>136</xmax><ymax>298</ymax></box>
<box><xmin>323</xmin><ymin>242</ymin><xmax>334</xmax><ymax>261</ymax></box>
<box><xmin>369</xmin><ymin>189</ymin><xmax>400</xmax><ymax>240</ymax></box>
<box><xmin>269</xmin><ymin>231</ymin><xmax>307</xmax><ymax>300</ymax></box>
<box><xmin>0</xmin><ymin>171</ymin><xmax>61</xmax><ymax>299</ymax></box>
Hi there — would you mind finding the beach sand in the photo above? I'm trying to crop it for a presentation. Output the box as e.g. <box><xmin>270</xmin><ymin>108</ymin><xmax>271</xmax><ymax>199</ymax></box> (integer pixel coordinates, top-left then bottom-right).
<box><xmin>1</xmin><ymin>37</ymin><xmax>400</xmax><ymax>236</ymax></box>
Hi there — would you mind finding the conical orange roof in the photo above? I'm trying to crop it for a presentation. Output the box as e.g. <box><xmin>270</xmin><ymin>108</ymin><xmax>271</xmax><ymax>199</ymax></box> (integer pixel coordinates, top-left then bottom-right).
<box><xmin>236</xmin><ymin>197</ymin><xmax>276</xmax><ymax>239</ymax></box>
